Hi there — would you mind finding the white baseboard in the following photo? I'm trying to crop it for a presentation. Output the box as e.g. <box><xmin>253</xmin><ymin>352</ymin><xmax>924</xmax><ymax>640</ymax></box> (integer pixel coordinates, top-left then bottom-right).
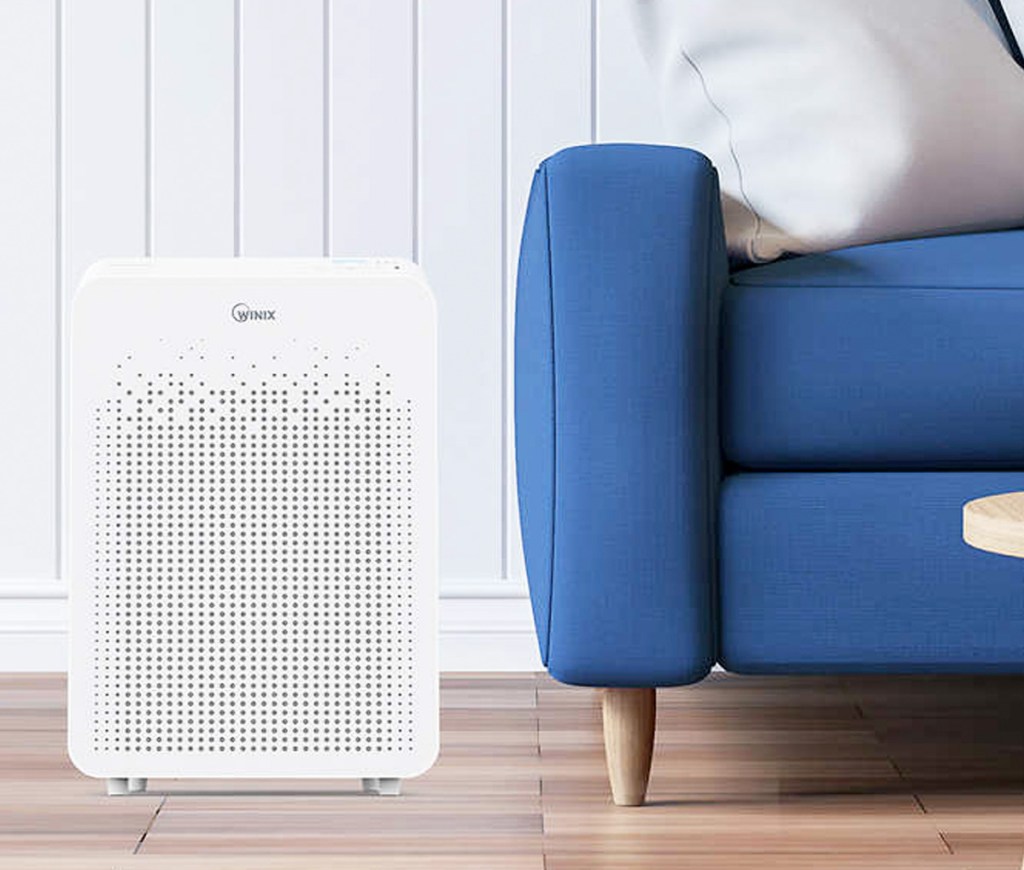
<box><xmin>439</xmin><ymin>596</ymin><xmax>543</xmax><ymax>672</ymax></box>
<box><xmin>0</xmin><ymin>581</ymin><xmax>543</xmax><ymax>673</ymax></box>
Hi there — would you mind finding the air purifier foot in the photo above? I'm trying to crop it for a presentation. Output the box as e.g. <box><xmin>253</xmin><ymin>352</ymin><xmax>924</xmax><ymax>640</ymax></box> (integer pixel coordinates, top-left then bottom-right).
<box><xmin>362</xmin><ymin>777</ymin><xmax>401</xmax><ymax>796</ymax></box>
<box><xmin>107</xmin><ymin>777</ymin><xmax>147</xmax><ymax>795</ymax></box>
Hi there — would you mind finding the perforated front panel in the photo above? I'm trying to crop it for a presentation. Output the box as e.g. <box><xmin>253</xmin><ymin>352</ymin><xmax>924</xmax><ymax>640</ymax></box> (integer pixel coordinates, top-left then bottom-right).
<box><xmin>68</xmin><ymin>270</ymin><xmax>438</xmax><ymax>780</ymax></box>
<box><xmin>92</xmin><ymin>350</ymin><xmax>415</xmax><ymax>755</ymax></box>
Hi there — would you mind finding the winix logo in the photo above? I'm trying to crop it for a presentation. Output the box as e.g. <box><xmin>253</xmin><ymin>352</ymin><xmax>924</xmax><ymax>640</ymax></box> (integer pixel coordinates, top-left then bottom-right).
<box><xmin>231</xmin><ymin>302</ymin><xmax>276</xmax><ymax>323</ymax></box>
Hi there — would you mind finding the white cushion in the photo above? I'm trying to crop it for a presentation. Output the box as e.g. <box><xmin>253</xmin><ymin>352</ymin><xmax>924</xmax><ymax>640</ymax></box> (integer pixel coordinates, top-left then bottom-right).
<box><xmin>634</xmin><ymin>0</ymin><xmax>1024</xmax><ymax>263</ymax></box>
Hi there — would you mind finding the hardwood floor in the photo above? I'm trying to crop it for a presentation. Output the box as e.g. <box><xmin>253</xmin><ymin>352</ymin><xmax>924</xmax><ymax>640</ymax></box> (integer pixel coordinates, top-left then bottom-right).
<box><xmin>0</xmin><ymin>672</ymin><xmax>1022</xmax><ymax>869</ymax></box>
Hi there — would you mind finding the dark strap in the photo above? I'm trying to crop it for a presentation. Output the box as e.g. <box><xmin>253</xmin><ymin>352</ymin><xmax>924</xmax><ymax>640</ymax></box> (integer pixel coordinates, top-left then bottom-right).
<box><xmin>990</xmin><ymin>0</ymin><xmax>1024</xmax><ymax>68</ymax></box>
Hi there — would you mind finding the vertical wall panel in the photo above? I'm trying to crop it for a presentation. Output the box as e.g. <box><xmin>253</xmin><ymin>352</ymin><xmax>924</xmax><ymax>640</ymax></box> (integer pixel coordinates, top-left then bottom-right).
<box><xmin>0</xmin><ymin>2</ymin><xmax>58</xmax><ymax>578</ymax></box>
<box><xmin>151</xmin><ymin>0</ymin><xmax>235</xmax><ymax>256</ymax></box>
<box><xmin>64</xmin><ymin>0</ymin><xmax>147</xmax><ymax>293</ymax></box>
<box><xmin>504</xmin><ymin>0</ymin><xmax>592</xmax><ymax>582</ymax></box>
<box><xmin>63</xmin><ymin>0</ymin><xmax>148</xmax><ymax>585</ymax></box>
<box><xmin>419</xmin><ymin>0</ymin><xmax>504</xmax><ymax>580</ymax></box>
<box><xmin>4</xmin><ymin>0</ymin><xmax>674</xmax><ymax>589</ymax></box>
<box><xmin>330</xmin><ymin>1</ymin><xmax>415</xmax><ymax>258</ymax></box>
<box><xmin>239</xmin><ymin>0</ymin><xmax>325</xmax><ymax>255</ymax></box>
<box><xmin>595</xmin><ymin>0</ymin><xmax>669</xmax><ymax>144</ymax></box>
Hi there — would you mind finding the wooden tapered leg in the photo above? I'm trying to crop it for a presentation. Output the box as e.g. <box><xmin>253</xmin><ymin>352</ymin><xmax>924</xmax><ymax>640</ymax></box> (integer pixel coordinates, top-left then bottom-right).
<box><xmin>601</xmin><ymin>687</ymin><xmax>656</xmax><ymax>807</ymax></box>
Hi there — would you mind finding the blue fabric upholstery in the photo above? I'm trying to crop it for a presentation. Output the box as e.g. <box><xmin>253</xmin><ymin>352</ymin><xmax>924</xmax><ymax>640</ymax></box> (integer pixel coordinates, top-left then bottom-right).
<box><xmin>720</xmin><ymin>472</ymin><xmax>1024</xmax><ymax>672</ymax></box>
<box><xmin>724</xmin><ymin>229</ymin><xmax>1024</xmax><ymax>468</ymax></box>
<box><xmin>514</xmin><ymin>143</ymin><xmax>1024</xmax><ymax>689</ymax></box>
<box><xmin>514</xmin><ymin>144</ymin><xmax>727</xmax><ymax>687</ymax></box>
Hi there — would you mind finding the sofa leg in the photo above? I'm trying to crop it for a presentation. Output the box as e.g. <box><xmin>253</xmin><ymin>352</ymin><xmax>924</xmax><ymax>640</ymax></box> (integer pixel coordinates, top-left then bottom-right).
<box><xmin>601</xmin><ymin>687</ymin><xmax>656</xmax><ymax>806</ymax></box>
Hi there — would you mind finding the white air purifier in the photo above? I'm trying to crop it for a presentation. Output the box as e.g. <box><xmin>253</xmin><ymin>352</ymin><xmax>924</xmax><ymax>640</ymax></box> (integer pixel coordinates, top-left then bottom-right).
<box><xmin>66</xmin><ymin>258</ymin><xmax>438</xmax><ymax>796</ymax></box>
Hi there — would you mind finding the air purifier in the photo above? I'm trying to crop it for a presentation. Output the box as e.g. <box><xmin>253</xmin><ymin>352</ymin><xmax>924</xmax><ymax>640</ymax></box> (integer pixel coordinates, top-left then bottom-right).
<box><xmin>66</xmin><ymin>258</ymin><xmax>438</xmax><ymax>796</ymax></box>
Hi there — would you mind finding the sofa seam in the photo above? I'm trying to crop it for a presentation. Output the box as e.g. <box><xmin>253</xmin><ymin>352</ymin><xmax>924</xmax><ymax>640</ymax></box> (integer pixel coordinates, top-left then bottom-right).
<box><xmin>704</xmin><ymin>173</ymin><xmax>721</xmax><ymax>674</ymax></box>
<box><xmin>730</xmin><ymin>281</ymin><xmax>1024</xmax><ymax>292</ymax></box>
<box><xmin>542</xmin><ymin>163</ymin><xmax>556</xmax><ymax>668</ymax></box>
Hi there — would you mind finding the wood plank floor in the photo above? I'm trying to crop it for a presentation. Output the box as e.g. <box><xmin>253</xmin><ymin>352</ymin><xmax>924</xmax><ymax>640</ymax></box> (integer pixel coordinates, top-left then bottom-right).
<box><xmin>0</xmin><ymin>672</ymin><xmax>1022</xmax><ymax>869</ymax></box>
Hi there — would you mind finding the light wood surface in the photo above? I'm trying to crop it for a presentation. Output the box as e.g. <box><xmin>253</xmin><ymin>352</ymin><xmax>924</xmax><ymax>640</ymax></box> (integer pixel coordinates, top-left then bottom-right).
<box><xmin>0</xmin><ymin>673</ymin><xmax>1022</xmax><ymax>868</ymax></box>
<box><xmin>964</xmin><ymin>491</ymin><xmax>1024</xmax><ymax>558</ymax></box>
<box><xmin>601</xmin><ymin>688</ymin><xmax>656</xmax><ymax>807</ymax></box>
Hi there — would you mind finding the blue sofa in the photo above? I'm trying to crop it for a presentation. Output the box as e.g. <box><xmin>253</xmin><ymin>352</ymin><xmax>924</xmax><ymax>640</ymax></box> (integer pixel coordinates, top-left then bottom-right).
<box><xmin>514</xmin><ymin>143</ymin><xmax>1024</xmax><ymax>805</ymax></box>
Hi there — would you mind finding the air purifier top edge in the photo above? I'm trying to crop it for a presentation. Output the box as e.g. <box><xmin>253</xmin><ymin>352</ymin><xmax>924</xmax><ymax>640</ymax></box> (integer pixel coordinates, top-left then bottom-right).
<box><xmin>79</xmin><ymin>257</ymin><xmax>424</xmax><ymax>286</ymax></box>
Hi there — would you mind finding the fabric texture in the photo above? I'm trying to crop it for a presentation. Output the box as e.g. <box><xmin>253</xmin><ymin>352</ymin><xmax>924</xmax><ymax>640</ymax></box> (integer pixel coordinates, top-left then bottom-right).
<box><xmin>633</xmin><ymin>0</ymin><xmax>1024</xmax><ymax>263</ymax></box>
<box><xmin>514</xmin><ymin>144</ymin><xmax>727</xmax><ymax>687</ymax></box>
<box><xmin>722</xmin><ymin>228</ymin><xmax>1024</xmax><ymax>468</ymax></box>
<box><xmin>720</xmin><ymin>472</ymin><xmax>1024</xmax><ymax>673</ymax></box>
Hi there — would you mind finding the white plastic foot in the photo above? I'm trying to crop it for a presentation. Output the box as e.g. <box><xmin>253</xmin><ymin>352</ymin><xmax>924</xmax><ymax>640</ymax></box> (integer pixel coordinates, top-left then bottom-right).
<box><xmin>107</xmin><ymin>778</ymin><xmax>129</xmax><ymax>796</ymax></box>
<box><xmin>362</xmin><ymin>777</ymin><xmax>401</xmax><ymax>796</ymax></box>
<box><xmin>107</xmin><ymin>777</ymin><xmax>147</xmax><ymax>795</ymax></box>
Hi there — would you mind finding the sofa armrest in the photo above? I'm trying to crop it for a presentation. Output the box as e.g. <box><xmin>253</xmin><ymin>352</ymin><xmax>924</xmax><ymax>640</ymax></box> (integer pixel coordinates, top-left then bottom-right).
<box><xmin>514</xmin><ymin>144</ymin><xmax>727</xmax><ymax>687</ymax></box>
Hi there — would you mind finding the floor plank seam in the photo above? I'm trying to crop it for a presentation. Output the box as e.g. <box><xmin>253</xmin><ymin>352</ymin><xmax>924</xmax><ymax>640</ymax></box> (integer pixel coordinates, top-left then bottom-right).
<box><xmin>132</xmin><ymin>794</ymin><xmax>166</xmax><ymax>855</ymax></box>
<box><xmin>535</xmin><ymin>678</ymin><xmax>545</xmax><ymax>832</ymax></box>
<box><xmin>888</xmin><ymin>757</ymin><xmax>907</xmax><ymax>782</ymax></box>
<box><xmin>937</xmin><ymin>830</ymin><xmax>954</xmax><ymax>856</ymax></box>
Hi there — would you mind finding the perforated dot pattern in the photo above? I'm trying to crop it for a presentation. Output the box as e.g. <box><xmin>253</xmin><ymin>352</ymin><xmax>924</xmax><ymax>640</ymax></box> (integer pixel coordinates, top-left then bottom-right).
<box><xmin>90</xmin><ymin>348</ymin><xmax>417</xmax><ymax>755</ymax></box>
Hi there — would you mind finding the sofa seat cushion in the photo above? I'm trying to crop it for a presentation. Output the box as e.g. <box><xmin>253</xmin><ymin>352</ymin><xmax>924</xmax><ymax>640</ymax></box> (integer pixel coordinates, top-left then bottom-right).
<box><xmin>723</xmin><ymin>228</ymin><xmax>1024</xmax><ymax>468</ymax></box>
<box><xmin>719</xmin><ymin>471</ymin><xmax>1024</xmax><ymax>672</ymax></box>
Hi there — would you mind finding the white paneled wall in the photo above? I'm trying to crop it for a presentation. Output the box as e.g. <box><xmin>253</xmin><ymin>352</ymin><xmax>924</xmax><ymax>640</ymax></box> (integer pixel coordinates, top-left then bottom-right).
<box><xmin>419</xmin><ymin>0</ymin><xmax>506</xmax><ymax>580</ymax></box>
<box><xmin>241</xmin><ymin>1</ymin><xmax>327</xmax><ymax>255</ymax></box>
<box><xmin>329</xmin><ymin>1</ymin><xmax>415</xmax><ymax>260</ymax></box>
<box><xmin>0</xmin><ymin>2</ymin><xmax>58</xmax><ymax>579</ymax></box>
<box><xmin>151</xmin><ymin>0</ymin><xmax>236</xmax><ymax>256</ymax></box>
<box><xmin>0</xmin><ymin>1</ymin><xmax>665</xmax><ymax>606</ymax></box>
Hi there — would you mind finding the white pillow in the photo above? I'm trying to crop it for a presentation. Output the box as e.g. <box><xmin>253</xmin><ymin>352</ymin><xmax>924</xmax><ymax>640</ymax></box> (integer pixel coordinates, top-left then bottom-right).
<box><xmin>634</xmin><ymin>0</ymin><xmax>1024</xmax><ymax>263</ymax></box>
